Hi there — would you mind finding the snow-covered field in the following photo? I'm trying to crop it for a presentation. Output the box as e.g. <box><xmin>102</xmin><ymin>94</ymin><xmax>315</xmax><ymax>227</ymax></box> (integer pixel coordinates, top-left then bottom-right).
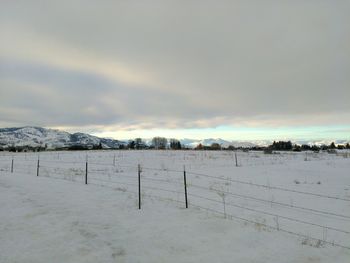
<box><xmin>1</xmin><ymin>150</ymin><xmax>349</xmax><ymax>262</ymax></box>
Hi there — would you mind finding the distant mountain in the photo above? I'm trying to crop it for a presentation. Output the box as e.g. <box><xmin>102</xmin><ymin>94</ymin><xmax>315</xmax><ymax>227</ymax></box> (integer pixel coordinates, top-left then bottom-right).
<box><xmin>141</xmin><ymin>138</ymin><xmax>261</xmax><ymax>148</ymax></box>
<box><xmin>1</xmin><ymin>126</ymin><xmax>346</xmax><ymax>150</ymax></box>
<box><xmin>293</xmin><ymin>139</ymin><xmax>349</xmax><ymax>147</ymax></box>
<box><xmin>0</xmin><ymin>127</ymin><xmax>122</xmax><ymax>149</ymax></box>
<box><xmin>178</xmin><ymin>139</ymin><xmax>349</xmax><ymax>148</ymax></box>
<box><xmin>178</xmin><ymin>138</ymin><xmax>263</xmax><ymax>148</ymax></box>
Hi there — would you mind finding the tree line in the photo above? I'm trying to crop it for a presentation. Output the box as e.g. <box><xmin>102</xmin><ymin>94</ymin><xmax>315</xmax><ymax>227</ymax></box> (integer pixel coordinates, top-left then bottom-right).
<box><xmin>126</xmin><ymin>137</ymin><xmax>182</xmax><ymax>150</ymax></box>
<box><xmin>266</xmin><ymin>141</ymin><xmax>350</xmax><ymax>152</ymax></box>
<box><xmin>1</xmin><ymin>138</ymin><xmax>349</xmax><ymax>152</ymax></box>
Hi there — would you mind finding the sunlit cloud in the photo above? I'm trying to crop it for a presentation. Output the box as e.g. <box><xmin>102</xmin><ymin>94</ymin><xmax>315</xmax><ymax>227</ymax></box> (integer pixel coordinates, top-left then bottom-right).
<box><xmin>0</xmin><ymin>26</ymin><xmax>161</xmax><ymax>90</ymax></box>
<box><xmin>0</xmin><ymin>1</ymin><xmax>349</xmax><ymax>140</ymax></box>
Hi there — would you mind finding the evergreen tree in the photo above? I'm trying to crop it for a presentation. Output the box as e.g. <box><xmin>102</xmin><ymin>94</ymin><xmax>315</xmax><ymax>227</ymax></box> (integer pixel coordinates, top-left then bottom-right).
<box><xmin>210</xmin><ymin>143</ymin><xmax>221</xmax><ymax>150</ymax></box>
<box><xmin>128</xmin><ymin>140</ymin><xmax>135</xmax><ymax>149</ymax></box>
<box><xmin>135</xmin><ymin>138</ymin><xmax>144</xmax><ymax>149</ymax></box>
<box><xmin>170</xmin><ymin>139</ymin><xmax>182</xmax><ymax>150</ymax></box>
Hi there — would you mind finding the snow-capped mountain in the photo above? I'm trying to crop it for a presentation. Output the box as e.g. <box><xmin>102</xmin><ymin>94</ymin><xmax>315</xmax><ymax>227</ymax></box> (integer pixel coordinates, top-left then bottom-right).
<box><xmin>0</xmin><ymin>127</ymin><xmax>260</xmax><ymax>150</ymax></box>
<box><xmin>293</xmin><ymin>139</ymin><xmax>349</xmax><ymax>147</ymax></box>
<box><xmin>179</xmin><ymin>138</ymin><xmax>260</xmax><ymax>148</ymax></box>
<box><xmin>141</xmin><ymin>138</ymin><xmax>260</xmax><ymax>148</ymax></box>
<box><xmin>1</xmin><ymin>127</ymin><xmax>346</xmax><ymax>150</ymax></box>
<box><xmin>0</xmin><ymin>127</ymin><xmax>122</xmax><ymax>149</ymax></box>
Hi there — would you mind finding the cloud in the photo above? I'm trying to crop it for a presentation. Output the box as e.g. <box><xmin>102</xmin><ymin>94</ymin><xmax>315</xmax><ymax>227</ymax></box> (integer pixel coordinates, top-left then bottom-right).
<box><xmin>0</xmin><ymin>0</ymin><xmax>349</xmax><ymax>136</ymax></box>
<box><xmin>0</xmin><ymin>58</ymin><xmax>215</xmax><ymax>127</ymax></box>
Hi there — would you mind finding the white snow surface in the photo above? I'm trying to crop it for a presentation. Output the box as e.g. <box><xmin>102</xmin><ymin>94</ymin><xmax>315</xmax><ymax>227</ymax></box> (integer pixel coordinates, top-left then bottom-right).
<box><xmin>0</xmin><ymin>150</ymin><xmax>350</xmax><ymax>262</ymax></box>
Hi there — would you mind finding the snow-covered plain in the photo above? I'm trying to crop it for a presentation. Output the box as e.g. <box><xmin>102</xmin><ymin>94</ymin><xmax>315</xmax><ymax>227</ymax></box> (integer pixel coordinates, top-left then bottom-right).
<box><xmin>0</xmin><ymin>150</ymin><xmax>349</xmax><ymax>262</ymax></box>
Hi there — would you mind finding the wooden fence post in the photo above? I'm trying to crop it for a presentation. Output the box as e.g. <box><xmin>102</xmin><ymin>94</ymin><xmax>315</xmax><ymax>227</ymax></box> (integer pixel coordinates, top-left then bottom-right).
<box><xmin>235</xmin><ymin>152</ymin><xmax>238</xmax><ymax>167</ymax></box>
<box><xmin>36</xmin><ymin>159</ymin><xmax>40</xmax><ymax>177</ymax></box>
<box><xmin>85</xmin><ymin>161</ymin><xmax>88</xmax><ymax>185</ymax></box>
<box><xmin>138</xmin><ymin>164</ymin><xmax>141</xmax><ymax>209</ymax></box>
<box><xmin>11</xmin><ymin>158</ymin><xmax>14</xmax><ymax>173</ymax></box>
<box><xmin>183</xmin><ymin>165</ymin><xmax>188</xmax><ymax>208</ymax></box>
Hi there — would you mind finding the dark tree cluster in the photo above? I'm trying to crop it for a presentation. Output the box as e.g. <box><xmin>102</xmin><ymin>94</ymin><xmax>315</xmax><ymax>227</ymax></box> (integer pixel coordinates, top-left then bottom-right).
<box><xmin>170</xmin><ymin>139</ymin><xmax>182</xmax><ymax>150</ymax></box>
<box><xmin>92</xmin><ymin>142</ymin><xmax>103</xmax><ymax>150</ymax></box>
<box><xmin>5</xmin><ymin>145</ymin><xmax>47</xmax><ymax>152</ymax></box>
<box><xmin>126</xmin><ymin>138</ymin><xmax>147</xmax><ymax>149</ymax></box>
<box><xmin>293</xmin><ymin>144</ymin><xmax>320</xmax><ymax>152</ymax></box>
<box><xmin>266</xmin><ymin>141</ymin><xmax>349</xmax><ymax>152</ymax></box>
<box><xmin>339</xmin><ymin>143</ymin><xmax>350</xmax><ymax>150</ymax></box>
<box><xmin>270</xmin><ymin>141</ymin><xmax>293</xmax><ymax>151</ymax></box>
<box><xmin>195</xmin><ymin>143</ymin><xmax>222</xmax><ymax>150</ymax></box>
<box><xmin>67</xmin><ymin>145</ymin><xmax>89</xmax><ymax>151</ymax></box>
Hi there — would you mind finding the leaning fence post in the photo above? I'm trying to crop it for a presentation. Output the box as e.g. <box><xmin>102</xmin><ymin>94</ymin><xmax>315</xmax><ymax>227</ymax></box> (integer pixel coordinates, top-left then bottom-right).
<box><xmin>36</xmin><ymin>158</ymin><xmax>40</xmax><ymax>177</ymax></box>
<box><xmin>183</xmin><ymin>165</ymin><xmax>188</xmax><ymax>208</ymax></box>
<box><xmin>11</xmin><ymin>158</ymin><xmax>14</xmax><ymax>173</ymax></box>
<box><xmin>85</xmin><ymin>161</ymin><xmax>88</xmax><ymax>185</ymax></box>
<box><xmin>138</xmin><ymin>164</ymin><xmax>141</xmax><ymax>209</ymax></box>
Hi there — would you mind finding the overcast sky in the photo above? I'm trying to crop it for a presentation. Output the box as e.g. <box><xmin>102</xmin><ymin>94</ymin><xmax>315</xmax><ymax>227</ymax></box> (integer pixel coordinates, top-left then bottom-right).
<box><xmin>0</xmin><ymin>1</ymin><xmax>349</xmax><ymax>140</ymax></box>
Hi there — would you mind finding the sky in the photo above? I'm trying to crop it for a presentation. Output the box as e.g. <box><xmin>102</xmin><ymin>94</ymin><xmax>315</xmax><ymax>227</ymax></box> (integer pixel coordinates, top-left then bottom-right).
<box><xmin>0</xmin><ymin>1</ymin><xmax>349</xmax><ymax>141</ymax></box>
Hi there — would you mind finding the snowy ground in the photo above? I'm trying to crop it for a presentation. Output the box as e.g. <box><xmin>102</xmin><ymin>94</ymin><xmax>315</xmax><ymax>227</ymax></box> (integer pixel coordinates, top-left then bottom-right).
<box><xmin>0</xmin><ymin>150</ymin><xmax>350</xmax><ymax>262</ymax></box>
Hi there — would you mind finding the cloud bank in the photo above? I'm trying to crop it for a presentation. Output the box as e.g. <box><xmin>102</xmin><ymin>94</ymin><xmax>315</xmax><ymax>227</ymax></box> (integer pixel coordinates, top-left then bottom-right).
<box><xmin>0</xmin><ymin>1</ymin><xmax>349</xmax><ymax>139</ymax></box>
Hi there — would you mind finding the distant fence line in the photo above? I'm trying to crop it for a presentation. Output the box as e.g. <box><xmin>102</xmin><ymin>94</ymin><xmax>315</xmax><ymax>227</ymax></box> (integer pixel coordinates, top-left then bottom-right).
<box><xmin>1</xmin><ymin>149</ymin><xmax>348</xmax><ymax>170</ymax></box>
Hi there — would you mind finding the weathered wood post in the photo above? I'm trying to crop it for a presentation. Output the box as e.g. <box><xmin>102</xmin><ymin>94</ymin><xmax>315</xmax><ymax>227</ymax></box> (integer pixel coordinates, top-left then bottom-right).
<box><xmin>138</xmin><ymin>164</ymin><xmax>141</xmax><ymax>209</ymax></box>
<box><xmin>36</xmin><ymin>158</ymin><xmax>40</xmax><ymax>177</ymax></box>
<box><xmin>85</xmin><ymin>161</ymin><xmax>88</xmax><ymax>185</ymax></box>
<box><xmin>183</xmin><ymin>165</ymin><xmax>188</xmax><ymax>208</ymax></box>
<box><xmin>11</xmin><ymin>158</ymin><xmax>14</xmax><ymax>173</ymax></box>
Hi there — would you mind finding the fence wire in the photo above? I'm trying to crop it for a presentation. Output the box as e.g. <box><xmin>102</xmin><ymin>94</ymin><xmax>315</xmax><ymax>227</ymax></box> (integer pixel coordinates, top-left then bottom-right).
<box><xmin>1</xmin><ymin>156</ymin><xmax>349</xmax><ymax>250</ymax></box>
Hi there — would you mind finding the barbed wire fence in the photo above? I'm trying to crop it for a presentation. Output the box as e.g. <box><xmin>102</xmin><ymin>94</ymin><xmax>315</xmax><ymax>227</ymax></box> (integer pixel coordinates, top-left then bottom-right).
<box><xmin>0</xmin><ymin>153</ymin><xmax>349</xmax><ymax>250</ymax></box>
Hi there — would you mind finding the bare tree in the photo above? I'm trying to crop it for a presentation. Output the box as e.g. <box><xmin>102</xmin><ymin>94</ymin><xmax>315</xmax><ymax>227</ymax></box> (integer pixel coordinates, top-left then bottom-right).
<box><xmin>152</xmin><ymin>137</ymin><xmax>168</xmax><ymax>149</ymax></box>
